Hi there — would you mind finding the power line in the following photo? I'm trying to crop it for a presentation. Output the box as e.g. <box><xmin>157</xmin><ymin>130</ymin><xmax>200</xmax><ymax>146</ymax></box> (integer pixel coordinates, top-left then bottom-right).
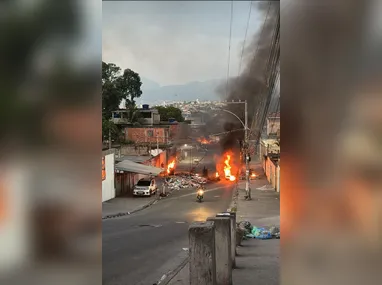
<box><xmin>225</xmin><ymin>0</ymin><xmax>234</xmax><ymax>99</ymax></box>
<box><xmin>238</xmin><ymin>1</ymin><xmax>253</xmax><ymax>76</ymax></box>
<box><xmin>247</xmin><ymin>1</ymin><xmax>272</xmax><ymax>136</ymax></box>
<box><xmin>249</xmin><ymin>6</ymin><xmax>279</xmax><ymax>143</ymax></box>
<box><xmin>267</xmin><ymin>68</ymin><xmax>280</xmax><ymax>120</ymax></box>
<box><xmin>252</xmin><ymin>13</ymin><xmax>280</xmax><ymax>146</ymax></box>
<box><xmin>269</xmin><ymin>91</ymin><xmax>280</xmax><ymax>136</ymax></box>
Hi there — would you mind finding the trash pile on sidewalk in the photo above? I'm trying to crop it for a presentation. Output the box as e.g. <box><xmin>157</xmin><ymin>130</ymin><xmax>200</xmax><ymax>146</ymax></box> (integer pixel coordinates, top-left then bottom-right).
<box><xmin>166</xmin><ymin>173</ymin><xmax>207</xmax><ymax>190</ymax></box>
<box><xmin>237</xmin><ymin>221</ymin><xmax>280</xmax><ymax>240</ymax></box>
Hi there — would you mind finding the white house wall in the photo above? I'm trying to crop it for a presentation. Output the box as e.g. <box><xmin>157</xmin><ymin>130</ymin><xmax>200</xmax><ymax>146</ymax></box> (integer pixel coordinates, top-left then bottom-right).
<box><xmin>102</xmin><ymin>152</ymin><xmax>115</xmax><ymax>202</ymax></box>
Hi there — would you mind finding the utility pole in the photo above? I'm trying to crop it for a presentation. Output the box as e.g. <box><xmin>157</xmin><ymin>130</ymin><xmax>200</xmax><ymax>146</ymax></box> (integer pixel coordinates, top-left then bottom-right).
<box><xmin>108</xmin><ymin>128</ymin><xmax>112</xmax><ymax>149</ymax></box>
<box><xmin>220</xmin><ymin>100</ymin><xmax>251</xmax><ymax>199</ymax></box>
<box><xmin>156</xmin><ymin>132</ymin><xmax>159</xmax><ymax>154</ymax></box>
<box><xmin>244</xmin><ymin>100</ymin><xmax>251</xmax><ymax>199</ymax></box>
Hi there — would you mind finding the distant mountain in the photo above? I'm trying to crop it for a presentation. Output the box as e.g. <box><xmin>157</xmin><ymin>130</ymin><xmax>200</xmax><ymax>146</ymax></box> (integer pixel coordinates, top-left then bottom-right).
<box><xmin>138</xmin><ymin>78</ymin><xmax>224</xmax><ymax>105</ymax></box>
<box><xmin>141</xmin><ymin>77</ymin><xmax>161</xmax><ymax>90</ymax></box>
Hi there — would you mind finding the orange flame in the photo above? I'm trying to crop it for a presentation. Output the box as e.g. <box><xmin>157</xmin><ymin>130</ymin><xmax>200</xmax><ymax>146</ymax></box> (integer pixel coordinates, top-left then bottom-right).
<box><xmin>215</xmin><ymin>172</ymin><xmax>219</xmax><ymax>178</ymax></box>
<box><xmin>198</xmin><ymin>137</ymin><xmax>211</xmax><ymax>145</ymax></box>
<box><xmin>223</xmin><ymin>154</ymin><xmax>236</xmax><ymax>181</ymax></box>
<box><xmin>224</xmin><ymin>155</ymin><xmax>231</xmax><ymax>176</ymax></box>
<box><xmin>167</xmin><ymin>160</ymin><xmax>175</xmax><ymax>174</ymax></box>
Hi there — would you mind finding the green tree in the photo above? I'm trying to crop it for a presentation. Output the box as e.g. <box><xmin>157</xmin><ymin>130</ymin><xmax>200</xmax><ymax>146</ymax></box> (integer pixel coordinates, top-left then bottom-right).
<box><xmin>102</xmin><ymin>117</ymin><xmax>121</xmax><ymax>141</ymax></box>
<box><xmin>155</xmin><ymin>106</ymin><xmax>185</xmax><ymax>122</ymax></box>
<box><xmin>102</xmin><ymin>62</ymin><xmax>124</xmax><ymax>143</ymax></box>
<box><xmin>102</xmin><ymin>61</ymin><xmax>124</xmax><ymax>119</ymax></box>
<box><xmin>117</xmin><ymin>68</ymin><xmax>142</xmax><ymax>110</ymax></box>
<box><xmin>102</xmin><ymin>62</ymin><xmax>143</xmax><ymax>142</ymax></box>
<box><xmin>102</xmin><ymin>62</ymin><xmax>143</xmax><ymax>119</ymax></box>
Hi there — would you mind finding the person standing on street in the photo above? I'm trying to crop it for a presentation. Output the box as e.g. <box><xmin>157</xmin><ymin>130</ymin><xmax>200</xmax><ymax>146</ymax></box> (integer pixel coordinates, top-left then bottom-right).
<box><xmin>161</xmin><ymin>179</ymin><xmax>168</xmax><ymax>197</ymax></box>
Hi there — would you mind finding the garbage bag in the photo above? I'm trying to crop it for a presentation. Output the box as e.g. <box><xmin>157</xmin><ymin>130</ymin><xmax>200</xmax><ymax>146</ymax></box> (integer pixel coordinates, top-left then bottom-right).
<box><xmin>236</xmin><ymin>228</ymin><xmax>246</xmax><ymax>246</ymax></box>
<box><xmin>245</xmin><ymin>233</ymin><xmax>255</xmax><ymax>239</ymax></box>
<box><xmin>269</xmin><ymin>226</ymin><xmax>280</xmax><ymax>237</ymax></box>
<box><xmin>238</xmin><ymin>221</ymin><xmax>252</xmax><ymax>234</ymax></box>
<box><xmin>253</xmin><ymin>227</ymin><xmax>264</xmax><ymax>237</ymax></box>
<box><xmin>256</xmin><ymin>231</ymin><xmax>272</xmax><ymax>239</ymax></box>
<box><xmin>253</xmin><ymin>227</ymin><xmax>272</xmax><ymax>239</ymax></box>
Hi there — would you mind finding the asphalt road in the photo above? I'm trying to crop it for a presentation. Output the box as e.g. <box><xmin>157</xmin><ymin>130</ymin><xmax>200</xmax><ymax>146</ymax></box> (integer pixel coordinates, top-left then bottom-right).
<box><xmin>176</xmin><ymin>144</ymin><xmax>222</xmax><ymax>175</ymax></box>
<box><xmin>103</xmin><ymin>175</ymin><xmax>234</xmax><ymax>284</ymax></box>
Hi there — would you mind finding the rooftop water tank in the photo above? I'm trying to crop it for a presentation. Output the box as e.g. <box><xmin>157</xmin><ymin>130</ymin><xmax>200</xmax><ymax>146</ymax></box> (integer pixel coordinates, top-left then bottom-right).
<box><xmin>142</xmin><ymin>104</ymin><xmax>149</xmax><ymax>110</ymax></box>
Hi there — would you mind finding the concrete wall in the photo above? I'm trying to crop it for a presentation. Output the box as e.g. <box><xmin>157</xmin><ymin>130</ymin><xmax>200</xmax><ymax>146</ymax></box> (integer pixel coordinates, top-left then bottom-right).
<box><xmin>261</xmin><ymin>138</ymin><xmax>280</xmax><ymax>154</ymax></box>
<box><xmin>150</xmin><ymin>151</ymin><xmax>167</xmax><ymax>168</ymax></box>
<box><xmin>267</xmin><ymin>117</ymin><xmax>280</xmax><ymax>136</ymax></box>
<box><xmin>153</xmin><ymin>113</ymin><xmax>160</xmax><ymax>124</ymax></box>
<box><xmin>276</xmin><ymin>165</ymin><xmax>280</xmax><ymax>193</ymax></box>
<box><xmin>115</xmin><ymin>172</ymin><xmax>136</xmax><ymax>196</ymax></box>
<box><xmin>116</xmin><ymin>172</ymin><xmax>145</xmax><ymax>196</ymax></box>
<box><xmin>125</xmin><ymin>127</ymin><xmax>168</xmax><ymax>144</ymax></box>
<box><xmin>120</xmin><ymin>145</ymin><xmax>149</xmax><ymax>156</ymax></box>
<box><xmin>169</xmin><ymin>124</ymin><xmax>179</xmax><ymax>139</ymax></box>
<box><xmin>263</xmin><ymin>156</ymin><xmax>280</xmax><ymax>192</ymax></box>
<box><xmin>102</xmin><ymin>150</ymin><xmax>116</xmax><ymax>202</ymax></box>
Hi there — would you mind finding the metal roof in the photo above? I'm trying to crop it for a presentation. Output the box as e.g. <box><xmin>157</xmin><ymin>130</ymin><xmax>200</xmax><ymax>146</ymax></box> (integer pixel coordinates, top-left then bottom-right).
<box><xmin>115</xmin><ymin>159</ymin><xmax>163</xmax><ymax>176</ymax></box>
<box><xmin>115</xmin><ymin>155</ymin><xmax>151</xmax><ymax>163</ymax></box>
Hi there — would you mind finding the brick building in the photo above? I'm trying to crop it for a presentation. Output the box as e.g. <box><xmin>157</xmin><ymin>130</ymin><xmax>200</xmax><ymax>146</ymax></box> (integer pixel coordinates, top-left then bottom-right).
<box><xmin>124</xmin><ymin>123</ymin><xmax>180</xmax><ymax>143</ymax></box>
<box><xmin>124</xmin><ymin>127</ymin><xmax>169</xmax><ymax>144</ymax></box>
<box><xmin>110</xmin><ymin>104</ymin><xmax>181</xmax><ymax>145</ymax></box>
<box><xmin>266</xmin><ymin>112</ymin><xmax>280</xmax><ymax>137</ymax></box>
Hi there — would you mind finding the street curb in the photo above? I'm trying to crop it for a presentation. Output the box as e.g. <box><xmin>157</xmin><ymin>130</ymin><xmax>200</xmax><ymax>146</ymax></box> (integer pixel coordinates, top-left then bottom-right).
<box><xmin>157</xmin><ymin>257</ymin><xmax>189</xmax><ymax>285</ymax></box>
<box><xmin>102</xmin><ymin>198</ymin><xmax>159</xmax><ymax>220</ymax></box>
<box><xmin>227</xmin><ymin>183</ymin><xmax>239</xmax><ymax>213</ymax></box>
<box><xmin>102</xmin><ymin>189</ymin><xmax>176</xmax><ymax>220</ymax></box>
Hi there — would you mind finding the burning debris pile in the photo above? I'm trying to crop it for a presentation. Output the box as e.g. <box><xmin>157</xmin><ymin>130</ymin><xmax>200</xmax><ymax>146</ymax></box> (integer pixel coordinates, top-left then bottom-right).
<box><xmin>167</xmin><ymin>159</ymin><xmax>175</xmax><ymax>175</ymax></box>
<box><xmin>166</xmin><ymin>174</ymin><xmax>207</xmax><ymax>191</ymax></box>
<box><xmin>164</xmin><ymin>156</ymin><xmax>208</xmax><ymax>190</ymax></box>
<box><xmin>197</xmin><ymin>137</ymin><xmax>212</xmax><ymax>145</ymax></box>
<box><xmin>224</xmin><ymin>154</ymin><xmax>236</xmax><ymax>181</ymax></box>
<box><xmin>215</xmin><ymin>151</ymin><xmax>238</xmax><ymax>182</ymax></box>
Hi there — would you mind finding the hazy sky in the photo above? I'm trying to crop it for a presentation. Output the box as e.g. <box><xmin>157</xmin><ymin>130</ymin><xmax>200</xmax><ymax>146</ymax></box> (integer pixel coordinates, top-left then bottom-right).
<box><xmin>102</xmin><ymin>1</ymin><xmax>264</xmax><ymax>86</ymax></box>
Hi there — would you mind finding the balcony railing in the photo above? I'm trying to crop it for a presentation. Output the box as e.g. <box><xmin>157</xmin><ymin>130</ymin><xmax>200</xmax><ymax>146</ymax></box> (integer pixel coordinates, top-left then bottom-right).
<box><xmin>110</xmin><ymin>117</ymin><xmax>130</xmax><ymax>124</ymax></box>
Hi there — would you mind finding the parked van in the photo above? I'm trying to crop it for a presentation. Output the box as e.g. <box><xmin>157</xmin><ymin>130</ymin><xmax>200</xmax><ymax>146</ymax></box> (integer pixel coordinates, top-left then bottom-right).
<box><xmin>133</xmin><ymin>178</ymin><xmax>157</xmax><ymax>197</ymax></box>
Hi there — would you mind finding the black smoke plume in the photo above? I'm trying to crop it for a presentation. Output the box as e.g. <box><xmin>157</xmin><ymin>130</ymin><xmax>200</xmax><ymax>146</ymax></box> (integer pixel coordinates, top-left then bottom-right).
<box><xmin>217</xmin><ymin>1</ymin><xmax>280</xmax><ymax>151</ymax></box>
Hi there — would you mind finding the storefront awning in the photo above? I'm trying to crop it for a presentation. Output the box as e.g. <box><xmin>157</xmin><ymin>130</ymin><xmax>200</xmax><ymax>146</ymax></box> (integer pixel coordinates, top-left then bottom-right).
<box><xmin>115</xmin><ymin>159</ymin><xmax>163</xmax><ymax>176</ymax></box>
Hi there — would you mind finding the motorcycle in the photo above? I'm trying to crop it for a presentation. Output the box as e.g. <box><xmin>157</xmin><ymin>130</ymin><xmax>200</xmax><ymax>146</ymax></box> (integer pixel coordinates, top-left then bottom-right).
<box><xmin>196</xmin><ymin>187</ymin><xmax>204</xmax><ymax>203</ymax></box>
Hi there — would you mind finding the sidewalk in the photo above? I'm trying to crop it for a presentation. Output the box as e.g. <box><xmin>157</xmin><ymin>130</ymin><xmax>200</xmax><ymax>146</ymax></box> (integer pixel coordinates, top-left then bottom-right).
<box><xmin>167</xmin><ymin>163</ymin><xmax>280</xmax><ymax>285</ymax></box>
<box><xmin>102</xmin><ymin>195</ymin><xmax>159</xmax><ymax>219</ymax></box>
<box><xmin>233</xmin><ymin>163</ymin><xmax>280</xmax><ymax>285</ymax></box>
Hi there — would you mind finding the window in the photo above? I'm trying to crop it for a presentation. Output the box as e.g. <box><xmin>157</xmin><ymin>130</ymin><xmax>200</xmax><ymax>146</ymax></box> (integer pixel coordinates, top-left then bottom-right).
<box><xmin>137</xmin><ymin>180</ymin><xmax>151</xmax><ymax>186</ymax></box>
<box><xmin>147</xmin><ymin>130</ymin><xmax>154</xmax><ymax>137</ymax></box>
<box><xmin>141</xmin><ymin>111</ymin><xmax>152</xmax><ymax>119</ymax></box>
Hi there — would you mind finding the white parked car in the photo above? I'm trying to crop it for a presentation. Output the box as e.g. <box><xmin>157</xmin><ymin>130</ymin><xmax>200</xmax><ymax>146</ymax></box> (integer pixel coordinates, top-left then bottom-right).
<box><xmin>133</xmin><ymin>178</ymin><xmax>157</xmax><ymax>197</ymax></box>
